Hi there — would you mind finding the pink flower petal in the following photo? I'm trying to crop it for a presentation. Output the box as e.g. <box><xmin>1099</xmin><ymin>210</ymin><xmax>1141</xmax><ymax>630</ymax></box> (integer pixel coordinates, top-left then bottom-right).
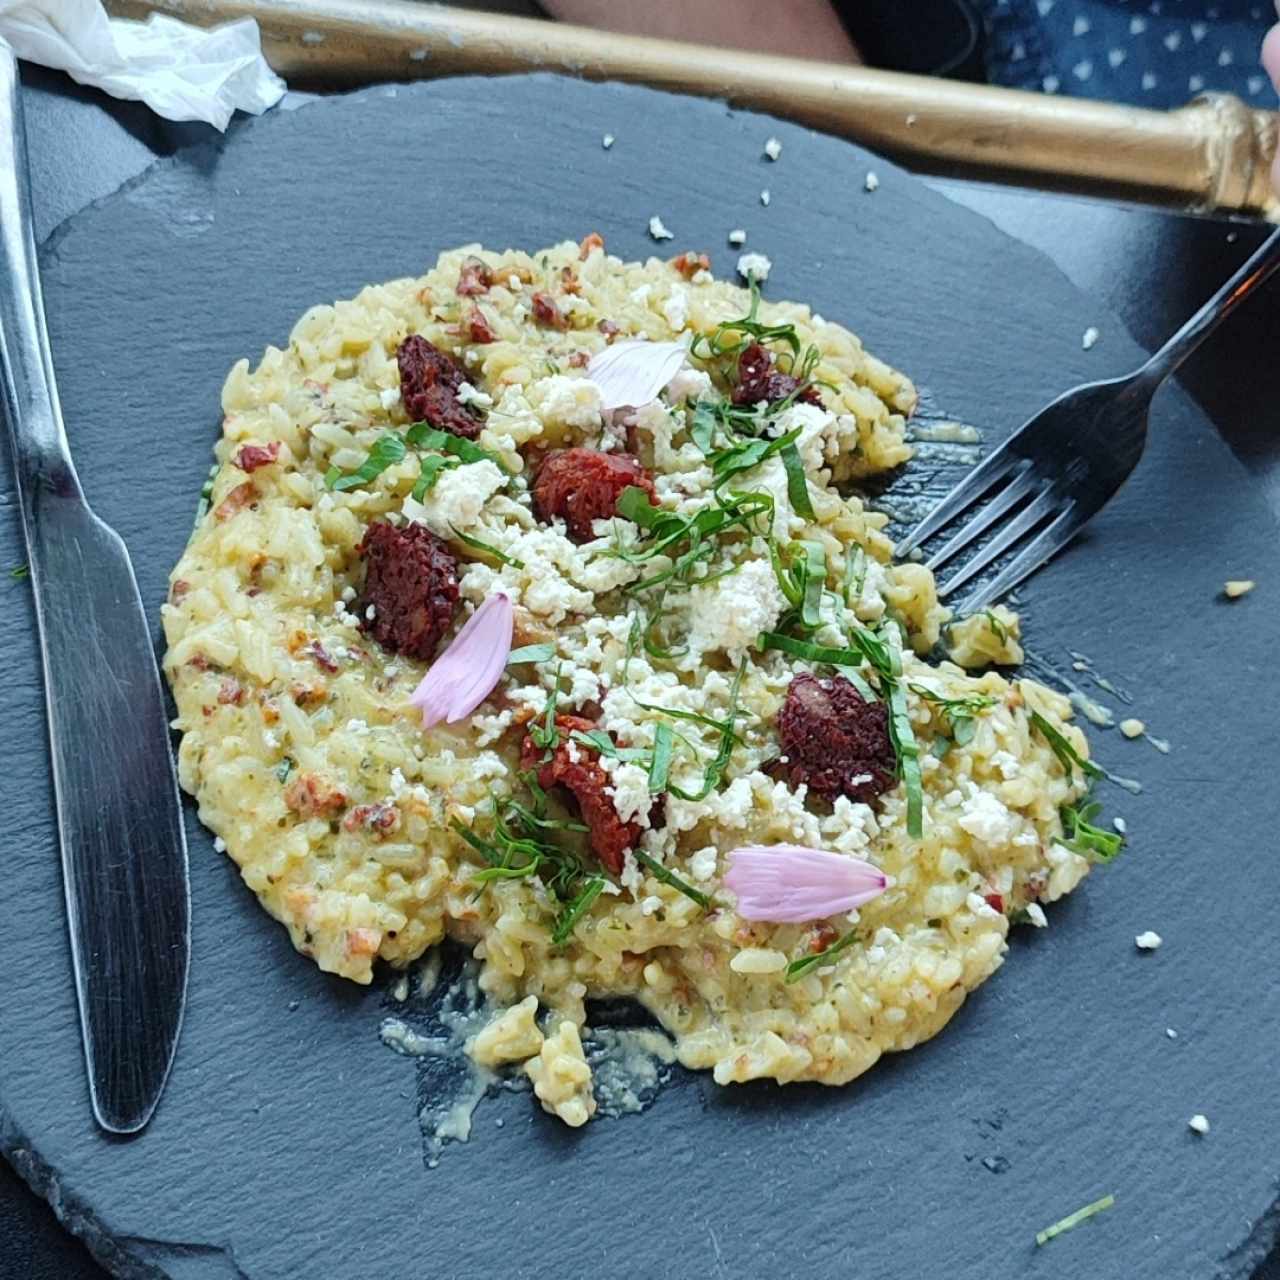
<box><xmin>409</xmin><ymin>593</ymin><xmax>513</xmax><ymax>728</ymax></box>
<box><xmin>587</xmin><ymin>339</ymin><xmax>689</xmax><ymax>411</ymax></box>
<box><xmin>723</xmin><ymin>845</ymin><xmax>888</xmax><ymax>923</ymax></box>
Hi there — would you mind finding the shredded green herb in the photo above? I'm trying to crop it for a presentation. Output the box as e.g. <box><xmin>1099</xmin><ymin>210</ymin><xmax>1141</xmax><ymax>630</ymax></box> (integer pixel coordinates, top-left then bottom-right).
<box><xmin>842</xmin><ymin>546</ymin><xmax>868</xmax><ymax>604</ymax></box>
<box><xmin>403</xmin><ymin>422</ymin><xmax>507</xmax><ymax>471</ymax></box>
<box><xmin>412</xmin><ymin>453</ymin><xmax>458</xmax><ymax>500</ymax></box>
<box><xmin>1060</xmin><ymin>801</ymin><xmax>1125</xmax><ymax>863</ymax></box>
<box><xmin>9</xmin><ymin>564</ymin><xmax>29</xmax><ymax>582</ymax></box>
<box><xmin>785</xmin><ymin>930</ymin><xmax>860</xmax><ymax>983</ymax></box>
<box><xmin>327</xmin><ymin>431</ymin><xmax>407</xmax><ymax>492</ymax></box>
<box><xmin>908</xmin><ymin>685</ymin><xmax>997</xmax><ymax>749</ymax></box>
<box><xmin>324</xmin><ymin>422</ymin><xmax>506</xmax><ymax>495</ymax></box>
<box><xmin>648</xmin><ymin>722</ymin><xmax>674</xmax><ymax>794</ymax></box>
<box><xmin>551</xmin><ymin>876</ymin><xmax>605</xmax><ymax>944</ymax></box>
<box><xmin>1029</xmin><ymin>709</ymin><xmax>1105</xmax><ymax>782</ymax></box>
<box><xmin>507</xmin><ymin>642</ymin><xmax>556</xmax><ymax>665</ymax></box>
<box><xmin>275</xmin><ymin>757</ymin><xmax>294</xmax><ymax>784</ymax></box>
<box><xmin>779</xmin><ymin>440</ymin><xmax>815</xmax><ymax>519</ymax></box>
<box><xmin>528</xmin><ymin>671</ymin><xmax>562</xmax><ymax>756</ymax></box>
<box><xmin>983</xmin><ymin>608</ymin><xmax>1009</xmax><ymax>641</ymax></box>
<box><xmin>449</xmin><ymin>526</ymin><xmax>525</xmax><ymax>569</ymax></box>
<box><xmin>1035</xmin><ymin>1194</ymin><xmax>1115</xmax><ymax>1247</ymax></box>
<box><xmin>634</xmin><ymin>849</ymin><xmax>711</xmax><ymax>909</ymax></box>
<box><xmin>569</xmin><ymin>728</ymin><xmax>651</xmax><ymax>764</ymax></box>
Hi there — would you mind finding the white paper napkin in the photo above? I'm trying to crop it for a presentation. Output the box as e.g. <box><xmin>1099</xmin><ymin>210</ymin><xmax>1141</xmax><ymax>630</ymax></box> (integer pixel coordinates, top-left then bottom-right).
<box><xmin>0</xmin><ymin>0</ymin><xmax>286</xmax><ymax>130</ymax></box>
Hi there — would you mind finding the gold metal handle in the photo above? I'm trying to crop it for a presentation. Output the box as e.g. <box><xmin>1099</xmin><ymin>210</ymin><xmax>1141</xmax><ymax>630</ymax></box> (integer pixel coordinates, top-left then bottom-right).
<box><xmin>104</xmin><ymin>0</ymin><xmax>1280</xmax><ymax>219</ymax></box>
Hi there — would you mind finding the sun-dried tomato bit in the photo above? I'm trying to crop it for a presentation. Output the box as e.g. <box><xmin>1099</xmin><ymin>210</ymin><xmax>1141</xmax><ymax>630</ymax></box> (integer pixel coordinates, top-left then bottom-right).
<box><xmin>217</xmin><ymin>678</ymin><xmax>244</xmax><ymax>706</ymax></box>
<box><xmin>984</xmin><ymin>892</ymin><xmax>1005</xmax><ymax>914</ymax></box>
<box><xmin>396</xmin><ymin>333</ymin><xmax>484</xmax><ymax>439</ymax></box>
<box><xmin>732</xmin><ymin>342</ymin><xmax>823</xmax><ymax>409</ymax></box>
<box><xmin>357</xmin><ymin>520</ymin><xmax>460</xmax><ymax>662</ymax></box>
<box><xmin>466</xmin><ymin>306</ymin><xmax>497</xmax><ymax>344</ymax></box>
<box><xmin>342</xmin><ymin>803</ymin><xmax>402</xmax><ymax>835</ymax></box>
<box><xmin>531</xmin><ymin>291</ymin><xmax>569</xmax><ymax>331</ymax></box>
<box><xmin>671</xmin><ymin>251</ymin><xmax>711</xmax><ymax>279</ymax></box>
<box><xmin>560</xmin><ymin>265</ymin><xmax>582</xmax><ymax>295</ymax></box>
<box><xmin>284</xmin><ymin>773</ymin><xmax>347</xmax><ymax>817</ymax></box>
<box><xmin>777</xmin><ymin>672</ymin><xmax>896</xmax><ymax>803</ymax></box>
<box><xmin>303</xmin><ymin>638</ymin><xmax>339</xmax><ymax>673</ymax></box>
<box><xmin>520</xmin><ymin>714</ymin><xmax>639</xmax><ymax>875</ymax></box>
<box><xmin>579</xmin><ymin>232</ymin><xmax>605</xmax><ymax>260</ymax></box>
<box><xmin>233</xmin><ymin>441</ymin><xmax>281</xmax><ymax>473</ymax></box>
<box><xmin>214</xmin><ymin>481</ymin><xmax>258</xmax><ymax>522</ymax></box>
<box><xmin>532</xmin><ymin>448</ymin><xmax>656</xmax><ymax>543</ymax></box>
<box><xmin>169</xmin><ymin>579</ymin><xmax>190</xmax><ymax>603</ymax></box>
<box><xmin>456</xmin><ymin>257</ymin><xmax>492</xmax><ymax>296</ymax></box>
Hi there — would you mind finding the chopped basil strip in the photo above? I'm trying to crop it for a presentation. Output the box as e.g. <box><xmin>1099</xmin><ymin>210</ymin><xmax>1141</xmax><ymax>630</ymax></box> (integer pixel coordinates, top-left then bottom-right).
<box><xmin>508</xmin><ymin>642</ymin><xmax>557</xmax><ymax>665</ymax></box>
<box><xmin>634</xmin><ymin>850</ymin><xmax>711</xmax><ymax>909</ymax></box>
<box><xmin>404</xmin><ymin>421</ymin><xmax>508</xmax><ymax>472</ymax></box>
<box><xmin>785</xmin><ymin>930</ymin><xmax>859</xmax><ymax>983</ymax></box>
<box><xmin>1030</xmin><ymin>709</ymin><xmax>1105</xmax><ymax>782</ymax></box>
<box><xmin>449</xmin><ymin>526</ymin><xmax>525</xmax><ymax>569</ymax></box>
<box><xmin>648</xmin><ymin>722</ymin><xmax>674</xmax><ymax>794</ymax></box>
<box><xmin>1060</xmin><ymin>801</ymin><xmax>1125</xmax><ymax>863</ymax></box>
<box><xmin>779</xmin><ymin>440</ymin><xmax>815</xmax><ymax>519</ymax></box>
<box><xmin>327</xmin><ymin>431</ymin><xmax>407</xmax><ymax>491</ymax></box>
<box><xmin>1035</xmin><ymin>1194</ymin><xmax>1115</xmax><ymax>1247</ymax></box>
<box><xmin>983</xmin><ymin>608</ymin><xmax>1008</xmax><ymax>641</ymax></box>
<box><xmin>9</xmin><ymin>564</ymin><xmax>29</xmax><ymax>582</ymax></box>
<box><xmin>552</xmin><ymin>876</ymin><xmax>606</xmax><ymax>945</ymax></box>
<box><xmin>412</xmin><ymin>453</ymin><xmax>459</xmax><ymax>500</ymax></box>
<box><xmin>569</xmin><ymin>730</ymin><xmax>652</xmax><ymax>764</ymax></box>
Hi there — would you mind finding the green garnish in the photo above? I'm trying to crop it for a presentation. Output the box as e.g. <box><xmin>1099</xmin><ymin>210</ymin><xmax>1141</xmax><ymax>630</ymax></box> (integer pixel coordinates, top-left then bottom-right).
<box><xmin>648</xmin><ymin>722</ymin><xmax>674</xmax><ymax>794</ymax></box>
<box><xmin>448</xmin><ymin>526</ymin><xmax>525</xmax><ymax>569</ymax></box>
<box><xmin>1035</xmin><ymin>1194</ymin><xmax>1115</xmax><ymax>1247</ymax></box>
<box><xmin>708</xmin><ymin>426</ymin><xmax>802</xmax><ymax>489</ymax></box>
<box><xmin>9</xmin><ymin>564</ymin><xmax>29</xmax><ymax>582</ymax></box>
<box><xmin>634</xmin><ymin>849</ymin><xmax>711</xmax><ymax>909</ymax></box>
<box><xmin>550</xmin><ymin>876</ymin><xmax>606</xmax><ymax>944</ymax></box>
<box><xmin>690</xmin><ymin>280</ymin><xmax>801</xmax><ymax>360</ymax></box>
<box><xmin>785</xmin><ymin>930</ymin><xmax>860</xmax><ymax>983</ymax></box>
<box><xmin>412</xmin><ymin>453</ymin><xmax>458</xmax><ymax>500</ymax></box>
<box><xmin>759</xmin><ymin>629</ymin><xmax>923</xmax><ymax>838</ymax></box>
<box><xmin>569</xmin><ymin>729</ymin><xmax>651</xmax><ymax>764</ymax></box>
<box><xmin>779</xmin><ymin>440</ymin><xmax>815</xmax><ymax>519</ymax></box>
<box><xmin>275</xmin><ymin>757</ymin><xmax>294</xmax><ymax>784</ymax></box>
<box><xmin>908</xmin><ymin>685</ymin><xmax>997</xmax><ymax>749</ymax></box>
<box><xmin>507</xmin><ymin>642</ymin><xmax>557</xmax><ymax>665</ymax></box>
<box><xmin>842</xmin><ymin>546</ymin><xmax>868</xmax><ymax>603</ymax></box>
<box><xmin>1060</xmin><ymin>801</ymin><xmax>1125</xmax><ymax>863</ymax></box>
<box><xmin>327</xmin><ymin>431</ymin><xmax>407</xmax><ymax>491</ymax></box>
<box><xmin>403</xmin><ymin>422</ymin><xmax>507</xmax><ymax>471</ymax></box>
<box><xmin>773</xmin><ymin>540</ymin><xmax>828</xmax><ymax>632</ymax></box>
<box><xmin>983</xmin><ymin>608</ymin><xmax>1008</xmax><ymax>641</ymax></box>
<box><xmin>1029</xmin><ymin>709</ymin><xmax>1105</xmax><ymax>782</ymax></box>
<box><xmin>528</xmin><ymin>671</ymin><xmax>562</xmax><ymax>756</ymax></box>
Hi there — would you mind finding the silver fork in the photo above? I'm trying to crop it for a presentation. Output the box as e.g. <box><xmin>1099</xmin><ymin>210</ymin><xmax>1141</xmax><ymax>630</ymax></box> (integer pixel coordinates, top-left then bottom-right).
<box><xmin>898</xmin><ymin>226</ymin><xmax>1280</xmax><ymax>612</ymax></box>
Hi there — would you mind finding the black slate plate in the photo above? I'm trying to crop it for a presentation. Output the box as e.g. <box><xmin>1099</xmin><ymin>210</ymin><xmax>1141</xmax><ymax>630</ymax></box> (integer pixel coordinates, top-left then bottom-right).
<box><xmin>3</xmin><ymin>75</ymin><xmax>1279</xmax><ymax>1280</ymax></box>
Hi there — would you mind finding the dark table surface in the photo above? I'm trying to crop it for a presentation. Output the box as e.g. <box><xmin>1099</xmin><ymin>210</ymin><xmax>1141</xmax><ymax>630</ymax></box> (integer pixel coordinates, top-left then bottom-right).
<box><xmin>4</xmin><ymin>62</ymin><xmax>1278</xmax><ymax>1280</ymax></box>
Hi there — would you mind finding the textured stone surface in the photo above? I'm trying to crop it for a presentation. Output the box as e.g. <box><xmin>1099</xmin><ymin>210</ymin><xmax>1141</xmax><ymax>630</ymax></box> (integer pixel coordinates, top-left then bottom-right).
<box><xmin>1</xmin><ymin>74</ymin><xmax>1278</xmax><ymax>1279</ymax></box>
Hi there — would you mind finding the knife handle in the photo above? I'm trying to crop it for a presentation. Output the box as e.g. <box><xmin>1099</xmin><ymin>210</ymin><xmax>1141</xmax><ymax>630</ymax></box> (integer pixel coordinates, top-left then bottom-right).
<box><xmin>0</xmin><ymin>47</ymin><xmax>82</xmax><ymax>506</ymax></box>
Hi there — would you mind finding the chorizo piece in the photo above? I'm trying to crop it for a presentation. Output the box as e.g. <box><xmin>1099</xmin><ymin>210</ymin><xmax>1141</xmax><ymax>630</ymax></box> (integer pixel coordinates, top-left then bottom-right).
<box><xmin>397</xmin><ymin>334</ymin><xmax>484</xmax><ymax>439</ymax></box>
<box><xmin>532</xmin><ymin>447</ymin><xmax>656</xmax><ymax>543</ymax></box>
<box><xmin>731</xmin><ymin>341</ymin><xmax>823</xmax><ymax>409</ymax></box>
<box><xmin>357</xmin><ymin>520</ymin><xmax>460</xmax><ymax>661</ymax></box>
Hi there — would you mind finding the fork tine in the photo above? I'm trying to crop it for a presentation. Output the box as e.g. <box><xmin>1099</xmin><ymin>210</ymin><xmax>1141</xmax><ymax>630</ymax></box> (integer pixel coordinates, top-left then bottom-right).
<box><xmin>937</xmin><ymin>485</ymin><xmax>1062</xmax><ymax>597</ymax></box>
<box><xmin>925</xmin><ymin>464</ymin><xmax>1039</xmax><ymax>573</ymax></box>
<box><xmin>955</xmin><ymin>504</ymin><xmax>1081</xmax><ymax>614</ymax></box>
<box><xmin>895</xmin><ymin>447</ymin><xmax>1022</xmax><ymax>558</ymax></box>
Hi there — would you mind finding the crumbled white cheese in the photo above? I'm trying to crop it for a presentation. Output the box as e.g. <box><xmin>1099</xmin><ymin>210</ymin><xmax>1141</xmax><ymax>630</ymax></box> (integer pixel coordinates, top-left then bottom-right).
<box><xmin>213</xmin><ymin>836</ymin><xmax>227</xmax><ymax>853</ymax></box>
<box><xmin>365</xmin><ymin>604</ymin><xmax>376</xmax><ymax>621</ymax></box>
<box><xmin>864</xmin><ymin>171</ymin><xmax>879</xmax><ymax>192</ymax></box>
<box><xmin>1082</xmin><ymin>326</ymin><xmax>1100</xmax><ymax>350</ymax></box>
<box><xmin>1224</xmin><ymin>579</ymin><xmax>1256</xmax><ymax>598</ymax></box>
<box><xmin>687</xmin><ymin>559</ymin><xmax>784</xmax><ymax>660</ymax></box>
<box><xmin>1135</xmin><ymin>930</ymin><xmax>1163</xmax><ymax>950</ymax></box>
<box><xmin>1188</xmin><ymin>1113</ymin><xmax>1210</xmax><ymax>1135</ymax></box>
<box><xmin>763</xmin><ymin>136</ymin><xmax>782</xmax><ymax>160</ymax></box>
<box><xmin>605</xmin><ymin>763</ymin><xmax>653</xmax><ymax>828</ymax></box>
<box><xmin>661</xmin><ymin>285</ymin><xmax>690</xmax><ymax>332</ymax></box>
<box><xmin>728</xmin><ymin>228</ymin><xmax>747</xmax><ymax>246</ymax></box>
<box><xmin>456</xmin><ymin>381</ymin><xmax>493</xmax><ymax>409</ymax></box>
<box><xmin>402</xmin><ymin>460</ymin><xmax>506</xmax><ymax>538</ymax></box>
<box><xmin>956</xmin><ymin>788</ymin><xmax>1019</xmax><ymax>847</ymax></box>
<box><xmin>664</xmin><ymin>366</ymin><xmax>713</xmax><ymax>406</ymax></box>
<box><xmin>379</xmin><ymin>387</ymin><xmax>400</xmax><ymax>410</ymax></box>
<box><xmin>760</xmin><ymin>188</ymin><xmax>771</xmax><ymax>206</ymax></box>
<box><xmin>602</xmin><ymin>133</ymin><xmax>615</xmax><ymax>149</ymax></box>
<box><xmin>688</xmin><ymin>846</ymin><xmax>719</xmax><ymax>882</ymax></box>
<box><xmin>1025</xmin><ymin>902</ymin><xmax>1048</xmax><ymax>928</ymax></box>
<box><xmin>640</xmin><ymin>895</ymin><xmax>664</xmax><ymax>916</ymax></box>
<box><xmin>648</xmin><ymin>215</ymin><xmax>674</xmax><ymax>241</ymax></box>
<box><xmin>507</xmin><ymin>274</ymin><xmax>523</xmax><ymax>291</ymax></box>
<box><xmin>990</xmin><ymin>750</ymin><xmax>1021</xmax><ymax>780</ymax></box>
<box><xmin>736</xmin><ymin>252</ymin><xmax>772</xmax><ymax>283</ymax></box>
<box><xmin>527</xmin><ymin>374</ymin><xmax>604</xmax><ymax>430</ymax></box>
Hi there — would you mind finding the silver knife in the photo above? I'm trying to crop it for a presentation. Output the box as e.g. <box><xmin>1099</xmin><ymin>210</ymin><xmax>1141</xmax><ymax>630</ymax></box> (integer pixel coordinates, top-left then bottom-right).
<box><xmin>0</xmin><ymin>50</ymin><xmax>190</xmax><ymax>1134</ymax></box>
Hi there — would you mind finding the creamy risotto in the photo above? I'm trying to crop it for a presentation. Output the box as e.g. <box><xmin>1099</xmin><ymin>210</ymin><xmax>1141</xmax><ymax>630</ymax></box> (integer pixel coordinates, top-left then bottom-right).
<box><xmin>163</xmin><ymin>237</ymin><xmax>1114</xmax><ymax>1126</ymax></box>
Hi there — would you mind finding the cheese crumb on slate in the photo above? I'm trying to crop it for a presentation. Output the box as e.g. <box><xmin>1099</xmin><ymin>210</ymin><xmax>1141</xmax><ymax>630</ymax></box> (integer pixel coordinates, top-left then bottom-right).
<box><xmin>1113</xmin><ymin>816</ymin><xmax>1128</xmax><ymax>834</ymax></box>
<box><xmin>648</xmin><ymin>215</ymin><xmax>674</xmax><ymax>241</ymax></box>
<box><xmin>1082</xmin><ymin>326</ymin><xmax>1100</xmax><ymax>350</ymax></box>
<box><xmin>1135</xmin><ymin>930</ymin><xmax>1163</xmax><ymax>950</ymax></box>
<box><xmin>760</xmin><ymin>188</ymin><xmax>771</xmax><ymax>206</ymax></box>
<box><xmin>602</xmin><ymin>133</ymin><xmax>615</xmax><ymax>149</ymax></box>
<box><xmin>1224</xmin><ymin>579</ymin><xmax>1255</xmax><ymax>598</ymax></box>
<box><xmin>1166</xmin><ymin>1027</ymin><xmax>1178</xmax><ymax>1039</ymax></box>
<box><xmin>1025</xmin><ymin>903</ymin><xmax>1048</xmax><ymax>928</ymax></box>
<box><xmin>736</xmin><ymin>252</ymin><xmax>772</xmax><ymax>283</ymax></box>
<box><xmin>864</xmin><ymin>171</ymin><xmax>880</xmax><ymax>192</ymax></box>
<box><xmin>764</xmin><ymin>136</ymin><xmax>782</xmax><ymax>160</ymax></box>
<box><xmin>1188</xmin><ymin>1114</ymin><xmax>1210</xmax><ymax>1135</ymax></box>
<box><xmin>728</xmin><ymin>228</ymin><xmax>747</xmax><ymax>245</ymax></box>
<box><xmin>1119</xmin><ymin>718</ymin><xmax>1145</xmax><ymax>738</ymax></box>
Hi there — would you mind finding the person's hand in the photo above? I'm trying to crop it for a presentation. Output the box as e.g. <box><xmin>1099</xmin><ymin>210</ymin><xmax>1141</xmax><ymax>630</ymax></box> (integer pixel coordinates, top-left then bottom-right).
<box><xmin>1262</xmin><ymin>22</ymin><xmax>1280</xmax><ymax>192</ymax></box>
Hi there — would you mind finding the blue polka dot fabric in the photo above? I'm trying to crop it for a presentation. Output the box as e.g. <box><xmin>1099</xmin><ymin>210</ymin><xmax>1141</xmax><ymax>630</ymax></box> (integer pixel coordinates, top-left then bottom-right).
<box><xmin>976</xmin><ymin>0</ymin><xmax>1273</xmax><ymax>106</ymax></box>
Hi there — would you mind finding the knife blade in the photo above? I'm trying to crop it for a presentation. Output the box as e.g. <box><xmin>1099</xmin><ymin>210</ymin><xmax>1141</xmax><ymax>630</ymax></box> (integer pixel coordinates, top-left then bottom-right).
<box><xmin>0</xmin><ymin>50</ymin><xmax>190</xmax><ymax>1134</ymax></box>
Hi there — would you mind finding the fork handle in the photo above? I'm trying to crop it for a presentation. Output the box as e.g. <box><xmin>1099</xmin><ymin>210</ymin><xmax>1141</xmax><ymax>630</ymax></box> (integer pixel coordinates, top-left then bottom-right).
<box><xmin>1137</xmin><ymin>224</ymin><xmax>1280</xmax><ymax>387</ymax></box>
